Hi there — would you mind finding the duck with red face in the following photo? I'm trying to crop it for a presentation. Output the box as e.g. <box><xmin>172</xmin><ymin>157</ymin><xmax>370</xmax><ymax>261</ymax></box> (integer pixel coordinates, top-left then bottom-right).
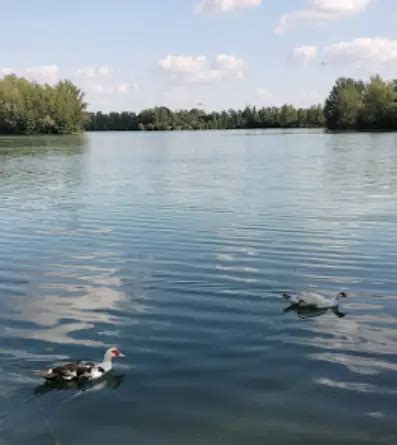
<box><xmin>35</xmin><ymin>347</ymin><xmax>126</xmax><ymax>382</ymax></box>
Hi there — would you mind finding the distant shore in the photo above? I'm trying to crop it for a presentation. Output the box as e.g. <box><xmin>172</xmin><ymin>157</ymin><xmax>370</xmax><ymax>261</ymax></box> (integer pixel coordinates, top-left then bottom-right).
<box><xmin>0</xmin><ymin>74</ymin><xmax>395</xmax><ymax>135</ymax></box>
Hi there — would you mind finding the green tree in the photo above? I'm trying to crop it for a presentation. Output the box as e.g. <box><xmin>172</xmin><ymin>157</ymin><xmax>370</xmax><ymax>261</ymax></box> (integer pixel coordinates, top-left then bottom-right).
<box><xmin>279</xmin><ymin>105</ymin><xmax>298</xmax><ymax>127</ymax></box>
<box><xmin>324</xmin><ymin>78</ymin><xmax>365</xmax><ymax>130</ymax></box>
<box><xmin>305</xmin><ymin>105</ymin><xmax>324</xmax><ymax>127</ymax></box>
<box><xmin>0</xmin><ymin>75</ymin><xmax>86</xmax><ymax>134</ymax></box>
<box><xmin>358</xmin><ymin>75</ymin><xmax>396</xmax><ymax>129</ymax></box>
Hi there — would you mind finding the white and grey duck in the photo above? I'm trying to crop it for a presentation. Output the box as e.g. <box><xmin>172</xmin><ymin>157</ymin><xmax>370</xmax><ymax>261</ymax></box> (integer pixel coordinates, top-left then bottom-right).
<box><xmin>36</xmin><ymin>347</ymin><xmax>125</xmax><ymax>382</ymax></box>
<box><xmin>282</xmin><ymin>291</ymin><xmax>348</xmax><ymax>318</ymax></box>
<box><xmin>283</xmin><ymin>291</ymin><xmax>347</xmax><ymax>309</ymax></box>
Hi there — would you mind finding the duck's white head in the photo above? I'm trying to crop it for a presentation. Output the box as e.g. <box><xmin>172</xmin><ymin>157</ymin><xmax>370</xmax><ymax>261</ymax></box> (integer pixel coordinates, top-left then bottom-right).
<box><xmin>104</xmin><ymin>347</ymin><xmax>126</xmax><ymax>362</ymax></box>
<box><xmin>336</xmin><ymin>291</ymin><xmax>347</xmax><ymax>300</ymax></box>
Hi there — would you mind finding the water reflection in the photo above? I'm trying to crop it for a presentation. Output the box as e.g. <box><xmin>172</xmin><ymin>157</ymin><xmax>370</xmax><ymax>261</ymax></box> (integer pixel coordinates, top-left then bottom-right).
<box><xmin>1</xmin><ymin>252</ymin><xmax>148</xmax><ymax>348</ymax></box>
<box><xmin>33</xmin><ymin>373</ymin><xmax>125</xmax><ymax>397</ymax></box>
<box><xmin>0</xmin><ymin>131</ymin><xmax>397</xmax><ymax>444</ymax></box>
<box><xmin>283</xmin><ymin>304</ymin><xmax>346</xmax><ymax>319</ymax></box>
<box><xmin>0</xmin><ymin>134</ymin><xmax>88</xmax><ymax>156</ymax></box>
<box><xmin>287</xmin><ymin>296</ymin><xmax>397</xmax><ymax>375</ymax></box>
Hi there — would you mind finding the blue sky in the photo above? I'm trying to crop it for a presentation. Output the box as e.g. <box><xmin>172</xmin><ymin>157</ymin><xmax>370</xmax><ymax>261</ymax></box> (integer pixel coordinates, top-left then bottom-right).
<box><xmin>1</xmin><ymin>0</ymin><xmax>396</xmax><ymax>111</ymax></box>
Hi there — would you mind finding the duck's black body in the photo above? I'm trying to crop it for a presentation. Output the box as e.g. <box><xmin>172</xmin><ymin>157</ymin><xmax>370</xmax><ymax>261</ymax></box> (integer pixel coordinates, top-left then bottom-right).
<box><xmin>37</xmin><ymin>361</ymin><xmax>104</xmax><ymax>381</ymax></box>
<box><xmin>33</xmin><ymin>373</ymin><xmax>125</xmax><ymax>397</ymax></box>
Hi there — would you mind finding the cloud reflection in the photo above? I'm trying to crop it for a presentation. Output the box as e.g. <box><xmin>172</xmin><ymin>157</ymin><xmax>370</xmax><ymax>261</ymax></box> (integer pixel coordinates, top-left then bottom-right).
<box><xmin>287</xmin><ymin>299</ymin><xmax>397</xmax><ymax>376</ymax></box>
<box><xmin>2</xmin><ymin>254</ymin><xmax>147</xmax><ymax>349</ymax></box>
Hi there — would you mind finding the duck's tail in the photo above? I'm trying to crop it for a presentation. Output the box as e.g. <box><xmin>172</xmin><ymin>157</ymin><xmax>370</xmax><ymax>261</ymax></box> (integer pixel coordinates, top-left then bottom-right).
<box><xmin>282</xmin><ymin>293</ymin><xmax>292</xmax><ymax>301</ymax></box>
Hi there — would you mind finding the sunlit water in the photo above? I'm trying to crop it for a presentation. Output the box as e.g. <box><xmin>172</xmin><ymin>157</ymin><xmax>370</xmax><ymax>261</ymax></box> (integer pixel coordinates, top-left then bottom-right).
<box><xmin>0</xmin><ymin>130</ymin><xmax>396</xmax><ymax>445</ymax></box>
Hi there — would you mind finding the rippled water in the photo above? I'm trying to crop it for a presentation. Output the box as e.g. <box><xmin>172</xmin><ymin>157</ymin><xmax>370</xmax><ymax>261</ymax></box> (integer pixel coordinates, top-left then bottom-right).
<box><xmin>0</xmin><ymin>130</ymin><xmax>396</xmax><ymax>444</ymax></box>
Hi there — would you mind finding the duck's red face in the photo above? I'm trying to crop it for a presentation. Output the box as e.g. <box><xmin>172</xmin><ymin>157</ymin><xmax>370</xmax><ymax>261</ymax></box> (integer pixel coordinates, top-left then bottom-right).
<box><xmin>111</xmin><ymin>348</ymin><xmax>125</xmax><ymax>358</ymax></box>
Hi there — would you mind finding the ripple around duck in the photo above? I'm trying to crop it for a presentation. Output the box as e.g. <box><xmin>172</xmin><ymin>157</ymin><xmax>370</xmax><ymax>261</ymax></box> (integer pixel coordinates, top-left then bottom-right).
<box><xmin>1</xmin><ymin>131</ymin><xmax>397</xmax><ymax>444</ymax></box>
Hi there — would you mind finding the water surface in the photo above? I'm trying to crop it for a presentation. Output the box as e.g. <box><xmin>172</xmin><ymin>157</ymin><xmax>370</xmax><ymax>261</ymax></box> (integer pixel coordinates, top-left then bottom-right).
<box><xmin>0</xmin><ymin>130</ymin><xmax>396</xmax><ymax>444</ymax></box>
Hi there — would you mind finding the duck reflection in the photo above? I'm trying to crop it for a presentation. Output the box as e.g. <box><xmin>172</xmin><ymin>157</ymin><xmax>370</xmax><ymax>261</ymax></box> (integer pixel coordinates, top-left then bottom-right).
<box><xmin>283</xmin><ymin>304</ymin><xmax>346</xmax><ymax>319</ymax></box>
<box><xmin>33</xmin><ymin>372</ymin><xmax>124</xmax><ymax>397</ymax></box>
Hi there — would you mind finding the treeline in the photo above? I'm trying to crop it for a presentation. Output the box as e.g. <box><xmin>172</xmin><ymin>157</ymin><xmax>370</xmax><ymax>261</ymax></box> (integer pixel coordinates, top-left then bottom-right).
<box><xmin>86</xmin><ymin>75</ymin><xmax>396</xmax><ymax>132</ymax></box>
<box><xmin>0</xmin><ymin>75</ymin><xmax>87</xmax><ymax>134</ymax></box>
<box><xmin>324</xmin><ymin>75</ymin><xmax>397</xmax><ymax>130</ymax></box>
<box><xmin>1</xmin><ymin>74</ymin><xmax>395</xmax><ymax>134</ymax></box>
<box><xmin>86</xmin><ymin>105</ymin><xmax>324</xmax><ymax>131</ymax></box>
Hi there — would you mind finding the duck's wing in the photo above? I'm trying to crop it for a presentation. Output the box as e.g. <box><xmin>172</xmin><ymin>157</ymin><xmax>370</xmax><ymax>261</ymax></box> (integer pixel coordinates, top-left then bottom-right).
<box><xmin>76</xmin><ymin>361</ymin><xmax>96</xmax><ymax>378</ymax></box>
<box><xmin>52</xmin><ymin>363</ymin><xmax>80</xmax><ymax>380</ymax></box>
<box><xmin>49</xmin><ymin>362</ymin><xmax>95</xmax><ymax>380</ymax></box>
<box><xmin>299</xmin><ymin>292</ymin><xmax>330</xmax><ymax>307</ymax></box>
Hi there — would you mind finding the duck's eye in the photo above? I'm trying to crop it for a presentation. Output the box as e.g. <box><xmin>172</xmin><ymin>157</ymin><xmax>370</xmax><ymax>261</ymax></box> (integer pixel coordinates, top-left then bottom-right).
<box><xmin>112</xmin><ymin>349</ymin><xmax>120</xmax><ymax>357</ymax></box>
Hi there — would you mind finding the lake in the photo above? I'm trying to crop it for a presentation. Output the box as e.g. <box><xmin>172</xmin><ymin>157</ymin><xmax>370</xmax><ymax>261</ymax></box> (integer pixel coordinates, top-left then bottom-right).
<box><xmin>0</xmin><ymin>130</ymin><xmax>396</xmax><ymax>445</ymax></box>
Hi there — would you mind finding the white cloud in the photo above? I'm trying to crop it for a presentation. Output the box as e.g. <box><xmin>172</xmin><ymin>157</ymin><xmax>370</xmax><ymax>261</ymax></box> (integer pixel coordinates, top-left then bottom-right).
<box><xmin>98</xmin><ymin>66</ymin><xmax>112</xmax><ymax>76</ymax></box>
<box><xmin>275</xmin><ymin>0</ymin><xmax>372</xmax><ymax>34</ymax></box>
<box><xmin>195</xmin><ymin>0</ymin><xmax>261</xmax><ymax>13</ymax></box>
<box><xmin>0</xmin><ymin>65</ymin><xmax>60</xmax><ymax>84</ymax></box>
<box><xmin>159</xmin><ymin>55</ymin><xmax>207</xmax><ymax>74</ymax></box>
<box><xmin>291</xmin><ymin>46</ymin><xmax>318</xmax><ymax>65</ymax></box>
<box><xmin>159</xmin><ymin>53</ymin><xmax>245</xmax><ymax>84</ymax></box>
<box><xmin>68</xmin><ymin>65</ymin><xmax>138</xmax><ymax>109</ymax></box>
<box><xmin>73</xmin><ymin>65</ymin><xmax>137</xmax><ymax>97</ymax></box>
<box><xmin>191</xmin><ymin>70</ymin><xmax>224</xmax><ymax>83</ymax></box>
<box><xmin>75</xmin><ymin>66</ymin><xmax>112</xmax><ymax>78</ymax></box>
<box><xmin>82</xmin><ymin>81</ymin><xmax>136</xmax><ymax>95</ymax></box>
<box><xmin>75</xmin><ymin>67</ymin><xmax>96</xmax><ymax>78</ymax></box>
<box><xmin>288</xmin><ymin>37</ymin><xmax>397</xmax><ymax>75</ymax></box>
<box><xmin>311</xmin><ymin>0</ymin><xmax>370</xmax><ymax>13</ymax></box>
<box><xmin>288</xmin><ymin>37</ymin><xmax>397</xmax><ymax>76</ymax></box>
<box><xmin>323</xmin><ymin>37</ymin><xmax>397</xmax><ymax>69</ymax></box>
<box><xmin>85</xmin><ymin>82</ymin><xmax>106</xmax><ymax>93</ymax></box>
<box><xmin>116</xmin><ymin>82</ymin><xmax>134</xmax><ymax>94</ymax></box>
<box><xmin>0</xmin><ymin>63</ymin><xmax>138</xmax><ymax>110</ymax></box>
<box><xmin>257</xmin><ymin>88</ymin><xmax>271</xmax><ymax>98</ymax></box>
<box><xmin>25</xmin><ymin>65</ymin><xmax>59</xmax><ymax>84</ymax></box>
<box><xmin>0</xmin><ymin>67</ymin><xmax>15</xmax><ymax>76</ymax></box>
<box><xmin>215</xmin><ymin>53</ymin><xmax>244</xmax><ymax>76</ymax></box>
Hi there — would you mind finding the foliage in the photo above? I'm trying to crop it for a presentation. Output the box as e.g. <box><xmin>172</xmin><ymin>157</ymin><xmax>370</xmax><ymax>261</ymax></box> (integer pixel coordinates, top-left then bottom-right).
<box><xmin>88</xmin><ymin>111</ymin><xmax>139</xmax><ymax>131</ymax></box>
<box><xmin>324</xmin><ymin>78</ymin><xmax>365</xmax><ymax>130</ymax></box>
<box><xmin>1</xmin><ymin>73</ymin><xmax>395</xmax><ymax>134</ymax></box>
<box><xmin>0</xmin><ymin>75</ymin><xmax>87</xmax><ymax>134</ymax></box>
<box><xmin>324</xmin><ymin>75</ymin><xmax>397</xmax><ymax>130</ymax></box>
<box><xmin>86</xmin><ymin>105</ymin><xmax>325</xmax><ymax>131</ymax></box>
<box><xmin>358</xmin><ymin>76</ymin><xmax>397</xmax><ymax>130</ymax></box>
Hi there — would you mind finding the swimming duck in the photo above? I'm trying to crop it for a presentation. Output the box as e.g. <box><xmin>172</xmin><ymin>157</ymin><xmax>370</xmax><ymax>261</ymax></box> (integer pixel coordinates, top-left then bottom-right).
<box><xmin>35</xmin><ymin>347</ymin><xmax>125</xmax><ymax>382</ymax></box>
<box><xmin>283</xmin><ymin>291</ymin><xmax>347</xmax><ymax>309</ymax></box>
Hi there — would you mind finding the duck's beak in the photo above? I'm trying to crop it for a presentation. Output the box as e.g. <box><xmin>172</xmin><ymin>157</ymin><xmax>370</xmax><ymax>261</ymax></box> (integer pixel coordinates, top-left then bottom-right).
<box><xmin>119</xmin><ymin>352</ymin><xmax>126</xmax><ymax>357</ymax></box>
